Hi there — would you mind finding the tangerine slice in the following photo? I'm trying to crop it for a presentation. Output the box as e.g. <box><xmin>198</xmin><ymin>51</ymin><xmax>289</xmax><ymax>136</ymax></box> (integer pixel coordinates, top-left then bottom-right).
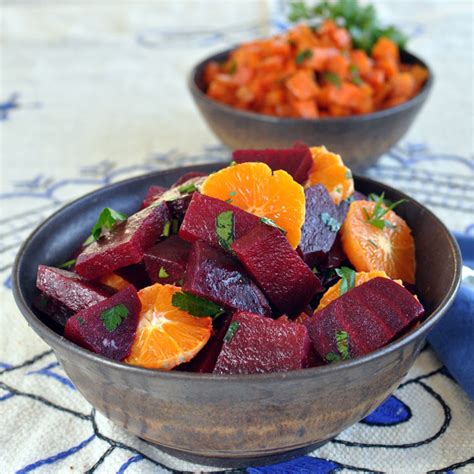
<box><xmin>316</xmin><ymin>270</ymin><xmax>403</xmax><ymax>311</ymax></box>
<box><xmin>306</xmin><ymin>146</ymin><xmax>354</xmax><ymax>204</ymax></box>
<box><xmin>125</xmin><ymin>284</ymin><xmax>212</xmax><ymax>369</ymax></box>
<box><xmin>341</xmin><ymin>200</ymin><xmax>416</xmax><ymax>283</ymax></box>
<box><xmin>201</xmin><ymin>162</ymin><xmax>305</xmax><ymax>248</ymax></box>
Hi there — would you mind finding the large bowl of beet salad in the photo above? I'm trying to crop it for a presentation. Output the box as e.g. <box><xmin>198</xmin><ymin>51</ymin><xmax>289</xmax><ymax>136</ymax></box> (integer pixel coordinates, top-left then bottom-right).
<box><xmin>13</xmin><ymin>143</ymin><xmax>461</xmax><ymax>462</ymax></box>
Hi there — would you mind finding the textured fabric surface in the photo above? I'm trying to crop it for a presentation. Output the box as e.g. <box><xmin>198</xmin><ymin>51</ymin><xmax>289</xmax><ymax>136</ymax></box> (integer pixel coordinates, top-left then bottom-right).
<box><xmin>1</xmin><ymin>1</ymin><xmax>474</xmax><ymax>472</ymax></box>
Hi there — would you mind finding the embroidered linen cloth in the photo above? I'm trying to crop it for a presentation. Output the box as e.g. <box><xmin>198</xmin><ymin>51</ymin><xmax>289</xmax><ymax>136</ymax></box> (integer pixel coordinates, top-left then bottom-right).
<box><xmin>1</xmin><ymin>1</ymin><xmax>473</xmax><ymax>472</ymax></box>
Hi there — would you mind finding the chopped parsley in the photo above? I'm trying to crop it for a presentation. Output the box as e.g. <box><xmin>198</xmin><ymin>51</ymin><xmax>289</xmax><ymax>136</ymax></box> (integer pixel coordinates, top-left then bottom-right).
<box><xmin>100</xmin><ymin>304</ymin><xmax>129</xmax><ymax>332</ymax></box>
<box><xmin>260</xmin><ymin>216</ymin><xmax>287</xmax><ymax>235</ymax></box>
<box><xmin>312</xmin><ymin>265</ymin><xmax>318</xmax><ymax>275</ymax></box>
<box><xmin>349</xmin><ymin>64</ymin><xmax>363</xmax><ymax>86</ymax></box>
<box><xmin>171</xmin><ymin>291</ymin><xmax>225</xmax><ymax>318</ymax></box>
<box><xmin>345</xmin><ymin>169</ymin><xmax>353</xmax><ymax>179</ymax></box>
<box><xmin>364</xmin><ymin>192</ymin><xmax>407</xmax><ymax>230</ymax></box>
<box><xmin>335</xmin><ymin>266</ymin><xmax>356</xmax><ymax>295</ymax></box>
<box><xmin>228</xmin><ymin>60</ymin><xmax>238</xmax><ymax>75</ymax></box>
<box><xmin>216</xmin><ymin>211</ymin><xmax>235</xmax><ymax>250</ymax></box>
<box><xmin>325</xmin><ymin>330</ymin><xmax>350</xmax><ymax>363</ymax></box>
<box><xmin>58</xmin><ymin>259</ymin><xmax>76</xmax><ymax>269</ymax></box>
<box><xmin>224</xmin><ymin>321</ymin><xmax>240</xmax><ymax>343</ymax></box>
<box><xmin>226</xmin><ymin>190</ymin><xmax>237</xmax><ymax>204</ymax></box>
<box><xmin>84</xmin><ymin>208</ymin><xmax>128</xmax><ymax>245</ymax></box>
<box><xmin>158</xmin><ymin>267</ymin><xmax>169</xmax><ymax>279</ymax></box>
<box><xmin>77</xmin><ymin>316</ymin><xmax>86</xmax><ymax>326</ymax></box>
<box><xmin>320</xmin><ymin>212</ymin><xmax>341</xmax><ymax>233</ymax></box>
<box><xmin>162</xmin><ymin>221</ymin><xmax>171</xmax><ymax>237</ymax></box>
<box><xmin>178</xmin><ymin>183</ymin><xmax>197</xmax><ymax>194</ymax></box>
<box><xmin>323</xmin><ymin>71</ymin><xmax>342</xmax><ymax>87</ymax></box>
<box><xmin>295</xmin><ymin>49</ymin><xmax>313</xmax><ymax>65</ymax></box>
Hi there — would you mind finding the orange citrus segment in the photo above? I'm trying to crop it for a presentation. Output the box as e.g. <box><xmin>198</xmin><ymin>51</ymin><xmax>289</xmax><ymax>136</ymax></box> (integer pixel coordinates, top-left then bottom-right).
<box><xmin>201</xmin><ymin>162</ymin><xmax>305</xmax><ymax>248</ymax></box>
<box><xmin>125</xmin><ymin>284</ymin><xmax>212</xmax><ymax>370</ymax></box>
<box><xmin>306</xmin><ymin>146</ymin><xmax>354</xmax><ymax>204</ymax></box>
<box><xmin>341</xmin><ymin>200</ymin><xmax>416</xmax><ymax>283</ymax></box>
<box><xmin>99</xmin><ymin>272</ymin><xmax>130</xmax><ymax>291</ymax></box>
<box><xmin>316</xmin><ymin>270</ymin><xmax>403</xmax><ymax>311</ymax></box>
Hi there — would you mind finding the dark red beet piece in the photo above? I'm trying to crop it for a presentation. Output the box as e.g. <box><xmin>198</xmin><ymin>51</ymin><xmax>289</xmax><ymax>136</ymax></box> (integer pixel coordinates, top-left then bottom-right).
<box><xmin>142</xmin><ymin>185</ymin><xmax>167</xmax><ymax>208</ymax></box>
<box><xmin>231</xmin><ymin>225</ymin><xmax>323</xmax><ymax>315</ymax></box>
<box><xmin>184</xmin><ymin>241</ymin><xmax>271</xmax><ymax>316</ymax></box>
<box><xmin>172</xmin><ymin>171</ymin><xmax>208</xmax><ymax>187</ymax></box>
<box><xmin>144</xmin><ymin>235</ymin><xmax>190</xmax><ymax>285</ymax></box>
<box><xmin>179</xmin><ymin>193</ymin><xmax>260</xmax><ymax>249</ymax></box>
<box><xmin>166</xmin><ymin>193</ymin><xmax>193</xmax><ymax>222</ymax></box>
<box><xmin>213</xmin><ymin>311</ymin><xmax>313</xmax><ymax>374</ymax></box>
<box><xmin>34</xmin><ymin>292</ymin><xmax>74</xmax><ymax>328</ymax></box>
<box><xmin>64</xmin><ymin>285</ymin><xmax>141</xmax><ymax>360</ymax></box>
<box><xmin>115</xmin><ymin>262</ymin><xmax>150</xmax><ymax>290</ymax></box>
<box><xmin>299</xmin><ymin>184</ymin><xmax>343</xmax><ymax>267</ymax></box>
<box><xmin>36</xmin><ymin>265</ymin><xmax>113</xmax><ymax>314</ymax></box>
<box><xmin>75</xmin><ymin>202</ymin><xmax>171</xmax><ymax>280</ymax></box>
<box><xmin>306</xmin><ymin>277</ymin><xmax>424</xmax><ymax>362</ymax></box>
<box><xmin>232</xmin><ymin>143</ymin><xmax>313</xmax><ymax>184</ymax></box>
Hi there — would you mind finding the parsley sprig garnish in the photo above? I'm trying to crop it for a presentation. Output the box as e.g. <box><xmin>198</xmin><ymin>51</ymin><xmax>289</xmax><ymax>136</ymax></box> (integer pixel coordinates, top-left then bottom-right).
<box><xmin>216</xmin><ymin>211</ymin><xmax>235</xmax><ymax>250</ymax></box>
<box><xmin>295</xmin><ymin>49</ymin><xmax>313</xmax><ymax>65</ymax></box>
<box><xmin>224</xmin><ymin>321</ymin><xmax>240</xmax><ymax>343</ymax></box>
<box><xmin>58</xmin><ymin>259</ymin><xmax>76</xmax><ymax>269</ymax></box>
<box><xmin>84</xmin><ymin>208</ymin><xmax>128</xmax><ymax>245</ymax></box>
<box><xmin>335</xmin><ymin>267</ymin><xmax>356</xmax><ymax>295</ymax></box>
<box><xmin>363</xmin><ymin>192</ymin><xmax>407</xmax><ymax>230</ymax></box>
<box><xmin>101</xmin><ymin>304</ymin><xmax>129</xmax><ymax>332</ymax></box>
<box><xmin>260</xmin><ymin>217</ymin><xmax>287</xmax><ymax>235</ymax></box>
<box><xmin>325</xmin><ymin>330</ymin><xmax>350</xmax><ymax>362</ymax></box>
<box><xmin>172</xmin><ymin>292</ymin><xmax>225</xmax><ymax>319</ymax></box>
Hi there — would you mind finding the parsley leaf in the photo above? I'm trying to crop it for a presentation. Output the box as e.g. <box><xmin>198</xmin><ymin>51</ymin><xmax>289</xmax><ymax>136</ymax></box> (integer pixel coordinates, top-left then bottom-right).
<box><xmin>158</xmin><ymin>267</ymin><xmax>169</xmax><ymax>279</ymax></box>
<box><xmin>171</xmin><ymin>291</ymin><xmax>225</xmax><ymax>318</ymax></box>
<box><xmin>364</xmin><ymin>192</ymin><xmax>407</xmax><ymax>230</ymax></box>
<box><xmin>324</xmin><ymin>330</ymin><xmax>351</xmax><ymax>362</ymax></box>
<box><xmin>77</xmin><ymin>316</ymin><xmax>86</xmax><ymax>326</ymax></box>
<box><xmin>295</xmin><ymin>49</ymin><xmax>313</xmax><ymax>65</ymax></box>
<box><xmin>320</xmin><ymin>212</ymin><xmax>341</xmax><ymax>233</ymax></box>
<box><xmin>349</xmin><ymin>64</ymin><xmax>363</xmax><ymax>86</ymax></box>
<box><xmin>84</xmin><ymin>208</ymin><xmax>128</xmax><ymax>245</ymax></box>
<box><xmin>216</xmin><ymin>211</ymin><xmax>234</xmax><ymax>250</ymax></box>
<box><xmin>228</xmin><ymin>60</ymin><xmax>238</xmax><ymax>75</ymax></box>
<box><xmin>335</xmin><ymin>266</ymin><xmax>356</xmax><ymax>295</ymax></box>
<box><xmin>260</xmin><ymin>216</ymin><xmax>287</xmax><ymax>235</ymax></box>
<box><xmin>162</xmin><ymin>221</ymin><xmax>171</xmax><ymax>237</ymax></box>
<box><xmin>58</xmin><ymin>259</ymin><xmax>76</xmax><ymax>269</ymax></box>
<box><xmin>323</xmin><ymin>71</ymin><xmax>342</xmax><ymax>87</ymax></box>
<box><xmin>224</xmin><ymin>321</ymin><xmax>240</xmax><ymax>343</ymax></box>
<box><xmin>178</xmin><ymin>183</ymin><xmax>197</xmax><ymax>194</ymax></box>
<box><xmin>100</xmin><ymin>304</ymin><xmax>129</xmax><ymax>332</ymax></box>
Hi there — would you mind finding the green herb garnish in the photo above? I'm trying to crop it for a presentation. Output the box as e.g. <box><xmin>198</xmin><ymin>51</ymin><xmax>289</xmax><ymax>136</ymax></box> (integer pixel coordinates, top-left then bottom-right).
<box><xmin>77</xmin><ymin>316</ymin><xmax>86</xmax><ymax>326</ymax></box>
<box><xmin>349</xmin><ymin>64</ymin><xmax>363</xmax><ymax>86</ymax></box>
<box><xmin>325</xmin><ymin>330</ymin><xmax>350</xmax><ymax>362</ymax></box>
<box><xmin>364</xmin><ymin>192</ymin><xmax>407</xmax><ymax>230</ymax></box>
<box><xmin>171</xmin><ymin>291</ymin><xmax>225</xmax><ymax>318</ymax></box>
<box><xmin>228</xmin><ymin>60</ymin><xmax>238</xmax><ymax>75</ymax></box>
<box><xmin>295</xmin><ymin>49</ymin><xmax>313</xmax><ymax>65</ymax></box>
<box><xmin>58</xmin><ymin>259</ymin><xmax>76</xmax><ymax>269</ymax></box>
<box><xmin>158</xmin><ymin>267</ymin><xmax>169</xmax><ymax>279</ymax></box>
<box><xmin>323</xmin><ymin>71</ymin><xmax>342</xmax><ymax>87</ymax></box>
<box><xmin>178</xmin><ymin>183</ymin><xmax>197</xmax><ymax>194</ymax></box>
<box><xmin>162</xmin><ymin>221</ymin><xmax>171</xmax><ymax>237</ymax></box>
<box><xmin>260</xmin><ymin>216</ymin><xmax>287</xmax><ymax>235</ymax></box>
<box><xmin>84</xmin><ymin>208</ymin><xmax>128</xmax><ymax>245</ymax></box>
<box><xmin>335</xmin><ymin>266</ymin><xmax>356</xmax><ymax>295</ymax></box>
<box><xmin>320</xmin><ymin>212</ymin><xmax>341</xmax><ymax>233</ymax></box>
<box><xmin>216</xmin><ymin>211</ymin><xmax>234</xmax><ymax>250</ymax></box>
<box><xmin>100</xmin><ymin>304</ymin><xmax>129</xmax><ymax>332</ymax></box>
<box><xmin>224</xmin><ymin>322</ymin><xmax>240</xmax><ymax>343</ymax></box>
<box><xmin>312</xmin><ymin>266</ymin><xmax>318</xmax><ymax>275</ymax></box>
<box><xmin>345</xmin><ymin>169</ymin><xmax>353</xmax><ymax>179</ymax></box>
<box><xmin>288</xmin><ymin>0</ymin><xmax>408</xmax><ymax>53</ymax></box>
<box><xmin>226</xmin><ymin>190</ymin><xmax>237</xmax><ymax>204</ymax></box>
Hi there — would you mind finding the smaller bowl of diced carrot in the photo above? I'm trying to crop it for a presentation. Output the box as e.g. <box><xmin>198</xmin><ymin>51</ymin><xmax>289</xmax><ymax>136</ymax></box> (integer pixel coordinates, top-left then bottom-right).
<box><xmin>189</xmin><ymin>20</ymin><xmax>432</xmax><ymax>170</ymax></box>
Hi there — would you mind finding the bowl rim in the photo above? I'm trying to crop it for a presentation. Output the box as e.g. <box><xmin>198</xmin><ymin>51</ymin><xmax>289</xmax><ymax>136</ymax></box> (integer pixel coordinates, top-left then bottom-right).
<box><xmin>13</xmin><ymin>164</ymin><xmax>461</xmax><ymax>383</ymax></box>
<box><xmin>188</xmin><ymin>46</ymin><xmax>434</xmax><ymax>125</ymax></box>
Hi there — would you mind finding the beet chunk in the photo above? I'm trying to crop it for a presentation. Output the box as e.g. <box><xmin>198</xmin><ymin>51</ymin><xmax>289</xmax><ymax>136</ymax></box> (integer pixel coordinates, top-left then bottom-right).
<box><xmin>179</xmin><ymin>193</ymin><xmax>260</xmax><ymax>249</ymax></box>
<box><xmin>36</xmin><ymin>265</ymin><xmax>112</xmax><ymax>314</ymax></box>
<box><xmin>64</xmin><ymin>285</ymin><xmax>141</xmax><ymax>360</ymax></box>
<box><xmin>34</xmin><ymin>292</ymin><xmax>74</xmax><ymax>328</ymax></box>
<box><xmin>213</xmin><ymin>311</ymin><xmax>314</xmax><ymax>374</ymax></box>
<box><xmin>184</xmin><ymin>241</ymin><xmax>271</xmax><ymax>316</ymax></box>
<box><xmin>166</xmin><ymin>193</ymin><xmax>193</xmax><ymax>222</ymax></box>
<box><xmin>144</xmin><ymin>235</ymin><xmax>190</xmax><ymax>285</ymax></box>
<box><xmin>231</xmin><ymin>225</ymin><xmax>323</xmax><ymax>315</ymax></box>
<box><xmin>75</xmin><ymin>202</ymin><xmax>171</xmax><ymax>280</ymax></box>
<box><xmin>232</xmin><ymin>144</ymin><xmax>313</xmax><ymax>184</ymax></box>
<box><xmin>299</xmin><ymin>184</ymin><xmax>344</xmax><ymax>267</ymax></box>
<box><xmin>115</xmin><ymin>262</ymin><xmax>150</xmax><ymax>290</ymax></box>
<box><xmin>306</xmin><ymin>277</ymin><xmax>425</xmax><ymax>362</ymax></box>
<box><xmin>142</xmin><ymin>185</ymin><xmax>167</xmax><ymax>208</ymax></box>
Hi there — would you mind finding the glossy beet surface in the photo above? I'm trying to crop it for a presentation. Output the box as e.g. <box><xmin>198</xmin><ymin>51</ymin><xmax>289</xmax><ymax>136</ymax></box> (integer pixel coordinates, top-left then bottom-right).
<box><xmin>179</xmin><ymin>192</ymin><xmax>260</xmax><ymax>248</ymax></box>
<box><xmin>306</xmin><ymin>278</ymin><xmax>424</xmax><ymax>362</ymax></box>
<box><xmin>36</xmin><ymin>265</ymin><xmax>112</xmax><ymax>313</ymax></box>
<box><xmin>142</xmin><ymin>185</ymin><xmax>167</xmax><ymax>208</ymax></box>
<box><xmin>143</xmin><ymin>235</ymin><xmax>190</xmax><ymax>285</ymax></box>
<box><xmin>232</xmin><ymin>144</ymin><xmax>312</xmax><ymax>184</ymax></box>
<box><xmin>232</xmin><ymin>225</ymin><xmax>323</xmax><ymax>315</ymax></box>
<box><xmin>64</xmin><ymin>285</ymin><xmax>141</xmax><ymax>361</ymax></box>
<box><xmin>34</xmin><ymin>293</ymin><xmax>74</xmax><ymax>328</ymax></box>
<box><xmin>13</xmin><ymin>164</ymin><xmax>461</xmax><ymax>466</ymax></box>
<box><xmin>184</xmin><ymin>241</ymin><xmax>271</xmax><ymax>316</ymax></box>
<box><xmin>213</xmin><ymin>311</ymin><xmax>313</xmax><ymax>374</ymax></box>
<box><xmin>75</xmin><ymin>202</ymin><xmax>170</xmax><ymax>280</ymax></box>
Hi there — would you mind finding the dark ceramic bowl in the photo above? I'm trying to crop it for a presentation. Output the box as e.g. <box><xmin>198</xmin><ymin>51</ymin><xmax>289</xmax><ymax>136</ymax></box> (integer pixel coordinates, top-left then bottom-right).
<box><xmin>13</xmin><ymin>164</ymin><xmax>460</xmax><ymax>468</ymax></box>
<box><xmin>189</xmin><ymin>49</ymin><xmax>433</xmax><ymax>170</ymax></box>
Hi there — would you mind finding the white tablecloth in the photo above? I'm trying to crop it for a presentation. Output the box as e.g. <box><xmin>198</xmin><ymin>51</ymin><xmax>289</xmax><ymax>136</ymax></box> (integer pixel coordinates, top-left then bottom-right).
<box><xmin>1</xmin><ymin>1</ymin><xmax>473</xmax><ymax>472</ymax></box>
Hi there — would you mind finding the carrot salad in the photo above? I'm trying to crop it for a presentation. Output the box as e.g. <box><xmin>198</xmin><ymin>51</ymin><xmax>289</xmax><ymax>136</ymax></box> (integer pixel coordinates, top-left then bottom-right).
<box><xmin>204</xmin><ymin>20</ymin><xmax>428</xmax><ymax>119</ymax></box>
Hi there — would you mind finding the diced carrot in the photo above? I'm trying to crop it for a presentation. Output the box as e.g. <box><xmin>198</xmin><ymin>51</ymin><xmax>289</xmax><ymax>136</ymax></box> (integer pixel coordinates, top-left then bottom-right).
<box><xmin>389</xmin><ymin>72</ymin><xmax>416</xmax><ymax>99</ymax></box>
<box><xmin>328</xmin><ymin>82</ymin><xmax>366</xmax><ymax>108</ymax></box>
<box><xmin>308</xmin><ymin>47</ymin><xmax>339</xmax><ymax>71</ymax></box>
<box><xmin>350</xmin><ymin>50</ymin><xmax>372</xmax><ymax>76</ymax></box>
<box><xmin>286</xmin><ymin>70</ymin><xmax>319</xmax><ymax>100</ymax></box>
<box><xmin>290</xmin><ymin>98</ymin><xmax>319</xmax><ymax>118</ymax></box>
<box><xmin>376</xmin><ymin>58</ymin><xmax>399</xmax><ymax>79</ymax></box>
<box><xmin>204</xmin><ymin>61</ymin><xmax>220</xmax><ymax>84</ymax></box>
<box><xmin>365</xmin><ymin>68</ymin><xmax>386</xmax><ymax>88</ymax></box>
<box><xmin>372</xmin><ymin>37</ymin><xmax>399</xmax><ymax>61</ymax></box>
<box><xmin>330</xmin><ymin>27</ymin><xmax>352</xmax><ymax>49</ymax></box>
<box><xmin>326</xmin><ymin>55</ymin><xmax>350</xmax><ymax>79</ymax></box>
